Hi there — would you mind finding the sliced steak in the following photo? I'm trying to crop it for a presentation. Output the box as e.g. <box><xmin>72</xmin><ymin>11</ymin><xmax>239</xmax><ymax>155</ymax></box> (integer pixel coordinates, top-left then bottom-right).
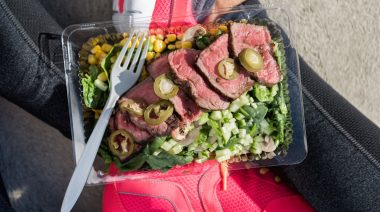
<box><xmin>123</xmin><ymin>77</ymin><xmax>160</xmax><ymax>104</ymax></box>
<box><xmin>121</xmin><ymin>77</ymin><xmax>175</xmax><ymax>136</ymax></box>
<box><xmin>114</xmin><ymin>111</ymin><xmax>151</xmax><ymax>143</ymax></box>
<box><xmin>170</xmin><ymin>89</ymin><xmax>203</xmax><ymax>123</ymax></box>
<box><xmin>147</xmin><ymin>54</ymin><xmax>203</xmax><ymax>122</ymax></box>
<box><xmin>169</xmin><ymin>49</ymin><xmax>230</xmax><ymax>110</ymax></box>
<box><xmin>229</xmin><ymin>23</ymin><xmax>272</xmax><ymax>57</ymax></box>
<box><xmin>128</xmin><ymin>115</ymin><xmax>172</xmax><ymax>136</ymax></box>
<box><xmin>196</xmin><ymin>34</ymin><xmax>254</xmax><ymax>99</ymax></box>
<box><xmin>255</xmin><ymin>50</ymin><xmax>281</xmax><ymax>86</ymax></box>
<box><xmin>230</xmin><ymin>23</ymin><xmax>281</xmax><ymax>86</ymax></box>
<box><xmin>147</xmin><ymin>54</ymin><xmax>171</xmax><ymax>78</ymax></box>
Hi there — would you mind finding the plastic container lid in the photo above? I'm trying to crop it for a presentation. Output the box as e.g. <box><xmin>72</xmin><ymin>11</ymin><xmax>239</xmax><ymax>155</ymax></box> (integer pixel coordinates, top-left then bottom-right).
<box><xmin>61</xmin><ymin>4</ymin><xmax>307</xmax><ymax>185</ymax></box>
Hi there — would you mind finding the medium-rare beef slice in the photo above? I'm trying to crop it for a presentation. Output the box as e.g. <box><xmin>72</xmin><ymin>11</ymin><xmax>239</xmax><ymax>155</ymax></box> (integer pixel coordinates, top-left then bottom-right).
<box><xmin>168</xmin><ymin>49</ymin><xmax>230</xmax><ymax>110</ymax></box>
<box><xmin>229</xmin><ymin>23</ymin><xmax>281</xmax><ymax>86</ymax></box>
<box><xmin>255</xmin><ymin>50</ymin><xmax>281</xmax><ymax>86</ymax></box>
<box><xmin>121</xmin><ymin>77</ymin><xmax>176</xmax><ymax>136</ymax></box>
<box><xmin>122</xmin><ymin>77</ymin><xmax>160</xmax><ymax>104</ymax></box>
<box><xmin>114</xmin><ymin>111</ymin><xmax>151</xmax><ymax>143</ymax></box>
<box><xmin>147</xmin><ymin>54</ymin><xmax>203</xmax><ymax>122</ymax></box>
<box><xmin>170</xmin><ymin>89</ymin><xmax>203</xmax><ymax>123</ymax></box>
<box><xmin>147</xmin><ymin>54</ymin><xmax>171</xmax><ymax>78</ymax></box>
<box><xmin>229</xmin><ymin>23</ymin><xmax>272</xmax><ymax>57</ymax></box>
<box><xmin>196</xmin><ymin>34</ymin><xmax>254</xmax><ymax>99</ymax></box>
<box><xmin>128</xmin><ymin>115</ymin><xmax>172</xmax><ymax>136</ymax></box>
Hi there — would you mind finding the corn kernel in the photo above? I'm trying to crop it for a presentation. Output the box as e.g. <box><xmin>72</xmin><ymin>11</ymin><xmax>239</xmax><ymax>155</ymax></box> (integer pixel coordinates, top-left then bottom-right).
<box><xmin>88</xmin><ymin>54</ymin><xmax>97</xmax><ymax>65</ymax></box>
<box><xmin>91</xmin><ymin>45</ymin><xmax>102</xmax><ymax>54</ymax></box>
<box><xmin>110</xmin><ymin>56</ymin><xmax>117</xmax><ymax>63</ymax></box>
<box><xmin>98</xmin><ymin>52</ymin><xmax>107</xmax><ymax>61</ymax></box>
<box><xmin>95</xmin><ymin>50</ymin><xmax>106</xmax><ymax>59</ymax></box>
<box><xmin>134</xmin><ymin>39</ymin><xmax>140</xmax><ymax>47</ymax></box>
<box><xmin>166</xmin><ymin>34</ymin><xmax>177</xmax><ymax>42</ymax></box>
<box><xmin>127</xmin><ymin>40</ymin><xmax>132</xmax><ymax>48</ymax></box>
<box><xmin>122</xmin><ymin>32</ymin><xmax>128</xmax><ymax>37</ymax></box>
<box><xmin>164</xmin><ymin>38</ymin><xmax>170</xmax><ymax>44</ymax></box>
<box><xmin>218</xmin><ymin>25</ymin><xmax>228</xmax><ymax>32</ymax></box>
<box><xmin>168</xmin><ymin>44</ymin><xmax>176</xmax><ymax>50</ymax></box>
<box><xmin>97</xmin><ymin>72</ymin><xmax>108</xmax><ymax>81</ymax></box>
<box><xmin>175</xmin><ymin>41</ymin><xmax>182</xmax><ymax>49</ymax></box>
<box><xmin>177</xmin><ymin>33</ymin><xmax>183</xmax><ymax>40</ymax></box>
<box><xmin>181</xmin><ymin>41</ymin><xmax>192</xmax><ymax>49</ymax></box>
<box><xmin>146</xmin><ymin>52</ymin><xmax>155</xmax><ymax>62</ymax></box>
<box><xmin>259</xmin><ymin>168</ymin><xmax>270</xmax><ymax>175</ymax></box>
<box><xmin>154</xmin><ymin>52</ymin><xmax>161</xmax><ymax>58</ymax></box>
<box><xmin>89</xmin><ymin>38</ymin><xmax>99</xmax><ymax>46</ymax></box>
<box><xmin>150</xmin><ymin>35</ymin><xmax>156</xmax><ymax>44</ymax></box>
<box><xmin>156</xmin><ymin>34</ymin><xmax>164</xmax><ymax>40</ymax></box>
<box><xmin>209</xmin><ymin>28</ymin><xmax>218</xmax><ymax>35</ymax></box>
<box><xmin>120</xmin><ymin>38</ymin><xmax>128</xmax><ymax>46</ymax></box>
<box><xmin>101</xmin><ymin>43</ymin><xmax>113</xmax><ymax>52</ymax></box>
<box><xmin>154</xmin><ymin>40</ymin><xmax>166</xmax><ymax>53</ymax></box>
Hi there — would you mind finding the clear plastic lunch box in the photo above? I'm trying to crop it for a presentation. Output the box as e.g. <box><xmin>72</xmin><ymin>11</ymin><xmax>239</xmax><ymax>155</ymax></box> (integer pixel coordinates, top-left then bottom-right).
<box><xmin>61</xmin><ymin>4</ymin><xmax>307</xmax><ymax>185</ymax></box>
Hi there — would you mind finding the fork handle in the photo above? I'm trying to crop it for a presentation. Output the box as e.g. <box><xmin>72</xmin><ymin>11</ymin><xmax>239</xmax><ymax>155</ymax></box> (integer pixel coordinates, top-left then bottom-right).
<box><xmin>61</xmin><ymin>93</ymin><xmax>118</xmax><ymax>212</ymax></box>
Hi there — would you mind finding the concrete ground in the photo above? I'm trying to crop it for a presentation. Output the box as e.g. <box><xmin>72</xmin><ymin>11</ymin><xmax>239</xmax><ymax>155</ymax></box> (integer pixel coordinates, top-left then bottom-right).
<box><xmin>284</xmin><ymin>0</ymin><xmax>380</xmax><ymax>126</ymax></box>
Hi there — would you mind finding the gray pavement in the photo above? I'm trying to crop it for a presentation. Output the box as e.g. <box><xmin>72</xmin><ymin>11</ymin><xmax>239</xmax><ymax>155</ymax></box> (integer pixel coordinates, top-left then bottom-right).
<box><xmin>284</xmin><ymin>0</ymin><xmax>380</xmax><ymax>126</ymax></box>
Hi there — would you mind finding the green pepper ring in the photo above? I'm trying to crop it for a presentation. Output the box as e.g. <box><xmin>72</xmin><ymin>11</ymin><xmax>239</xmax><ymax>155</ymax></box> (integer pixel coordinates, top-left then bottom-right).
<box><xmin>144</xmin><ymin>100</ymin><xmax>174</xmax><ymax>125</ymax></box>
<box><xmin>108</xmin><ymin>129</ymin><xmax>135</xmax><ymax>160</ymax></box>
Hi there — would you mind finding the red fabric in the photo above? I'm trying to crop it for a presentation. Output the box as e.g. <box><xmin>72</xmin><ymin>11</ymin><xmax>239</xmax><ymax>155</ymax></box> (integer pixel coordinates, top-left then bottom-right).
<box><xmin>118</xmin><ymin>0</ymin><xmax>124</xmax><ymax>13</ymax></box>
<box><xmin>150</xmin><ymin>0</ymin><xmax>197</xmax><ymax>29</ymax></box>
<box><xmin>103</xmin><ymin>161</ymin><xmax>314</xmax><ymax>212</ymax></box>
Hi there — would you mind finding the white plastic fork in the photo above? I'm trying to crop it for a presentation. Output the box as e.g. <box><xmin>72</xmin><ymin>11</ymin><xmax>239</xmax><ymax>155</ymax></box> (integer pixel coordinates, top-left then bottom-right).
<box><xmin>61</xmin><ymin>30</ymin><xmax>149</xmax><ymax>212</ymax></box>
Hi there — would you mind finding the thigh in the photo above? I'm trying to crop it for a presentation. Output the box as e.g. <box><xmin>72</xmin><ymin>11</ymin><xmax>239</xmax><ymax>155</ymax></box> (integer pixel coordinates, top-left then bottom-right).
<box><xmin>279</xmin><ymin>58</ymin><xmax>380</xmax><ymax>211</ymax></box>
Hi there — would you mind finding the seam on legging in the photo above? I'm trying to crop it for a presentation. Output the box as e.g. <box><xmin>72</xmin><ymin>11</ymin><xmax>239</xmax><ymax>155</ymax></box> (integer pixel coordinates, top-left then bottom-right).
<box><xmin>301</xmin><ymin>85</ymin><xmax>380</xmax><ymax>170</ymax></box>
<box><xmin>0</xmin><ymin>0</ymin><xmax>65</xmax><ymax>82</ymax></box>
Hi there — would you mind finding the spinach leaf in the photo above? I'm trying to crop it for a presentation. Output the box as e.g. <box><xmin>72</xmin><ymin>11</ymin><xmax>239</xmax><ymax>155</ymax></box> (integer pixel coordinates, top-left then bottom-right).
<box><xmin>149</xmin><ymin>136</ymin><xmax>167</xmax><ymax>154</ymax></box>
<box><xmin>119</xmin><ymin>153</ymin><xmax>146</xmax><ymax>171</ymax></box>
<box><xmin>145</xmin><ymin>151</ymin><xmax>193</xmax><ymax>172</ymax></box>
<box><xmin>89</xmin><ymin>65</ymin><xmax>99</xmax><ymax>81</ymax></box>
<box><xmin>242</xmin><ymin>104</ymin><xmax>268</xmax><ymax>124</ymax></box>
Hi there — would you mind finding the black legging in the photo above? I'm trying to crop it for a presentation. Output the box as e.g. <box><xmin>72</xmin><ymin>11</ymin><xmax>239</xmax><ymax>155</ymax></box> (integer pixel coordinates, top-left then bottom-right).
<box><xmin>0</xmin><ymin>0</ymin><xmax>379</xmax><ymax>211</ymax></box>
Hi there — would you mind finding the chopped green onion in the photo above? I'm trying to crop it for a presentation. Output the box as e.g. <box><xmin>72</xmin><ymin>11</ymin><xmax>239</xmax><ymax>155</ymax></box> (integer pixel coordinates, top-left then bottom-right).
<box><xmin>196</xmin><ymin>113</ymin><xmax>209</xmax><ymax>125</ymax></box>
<box><xmin>168</xmin><ymin>144</ymin><xmax>183</xmax><ymax>155</ymax></box>
<box><xmin>161</xmin><ymin>139</ymin><xmax>177</xmax><ymax>151</ymax></box>
<box><xmin>94</xmin><ymin>79</ymin><xmax>108</xmax><ymax>91</ymax></box>
<box><xmin>234</xmin><ymin>112</ymin><xmax>245</xmax><ymax>121</ymax></box>
<box><xmin>238</xmin><ymin>119</ymin><xmax>246</xmax><ymax>128</ymax></box>
<box><xmin>210</xmin><ymin>111</ymin><xmax>222</xmax><ymax>120</ymax></box>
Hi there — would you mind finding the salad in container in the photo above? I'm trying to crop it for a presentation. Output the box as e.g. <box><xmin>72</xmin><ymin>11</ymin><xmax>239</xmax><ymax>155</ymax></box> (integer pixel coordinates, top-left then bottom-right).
<box><xmin>62</xmin><ymin>5</ymin><xmax>307</xmax><ymax>184</ymax></box>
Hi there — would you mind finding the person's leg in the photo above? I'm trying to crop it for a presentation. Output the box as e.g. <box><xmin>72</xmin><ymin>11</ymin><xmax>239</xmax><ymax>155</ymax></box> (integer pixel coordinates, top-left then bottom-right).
<box><xmin>38</xmin><ymin>0</ymin><xmax>113</xmax><ymax>27</ymax></box>
<box><xmin>0</xmin><ymin>97</ymin><xmax>102</xmax><ymax>212</ymax></box>
<box><xmin>0</xmin><ymin>0</ymin><xmax>109</xmax><ymax>211</ymax></box>
<box><xmin>278</xmin><ymin>58</ymin><xmax>380</xmax><ymax>211</ymax></box>
<box><xmin>0</xmin><ymin>0</ymin><xmax>70</xmax><ymax>137</ymax></box>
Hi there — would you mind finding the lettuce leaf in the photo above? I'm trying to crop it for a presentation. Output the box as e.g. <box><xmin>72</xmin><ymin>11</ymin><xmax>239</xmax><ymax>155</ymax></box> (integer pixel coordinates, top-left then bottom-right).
<box><xmin>81</xmin><ymin>74</ymin><xmax>106</xmax><ymax>108</ymax></box>
<box><xmin>254</xmin><ymin>84</ymin><xmax>278</xmax><ymax>103</ymax></box>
